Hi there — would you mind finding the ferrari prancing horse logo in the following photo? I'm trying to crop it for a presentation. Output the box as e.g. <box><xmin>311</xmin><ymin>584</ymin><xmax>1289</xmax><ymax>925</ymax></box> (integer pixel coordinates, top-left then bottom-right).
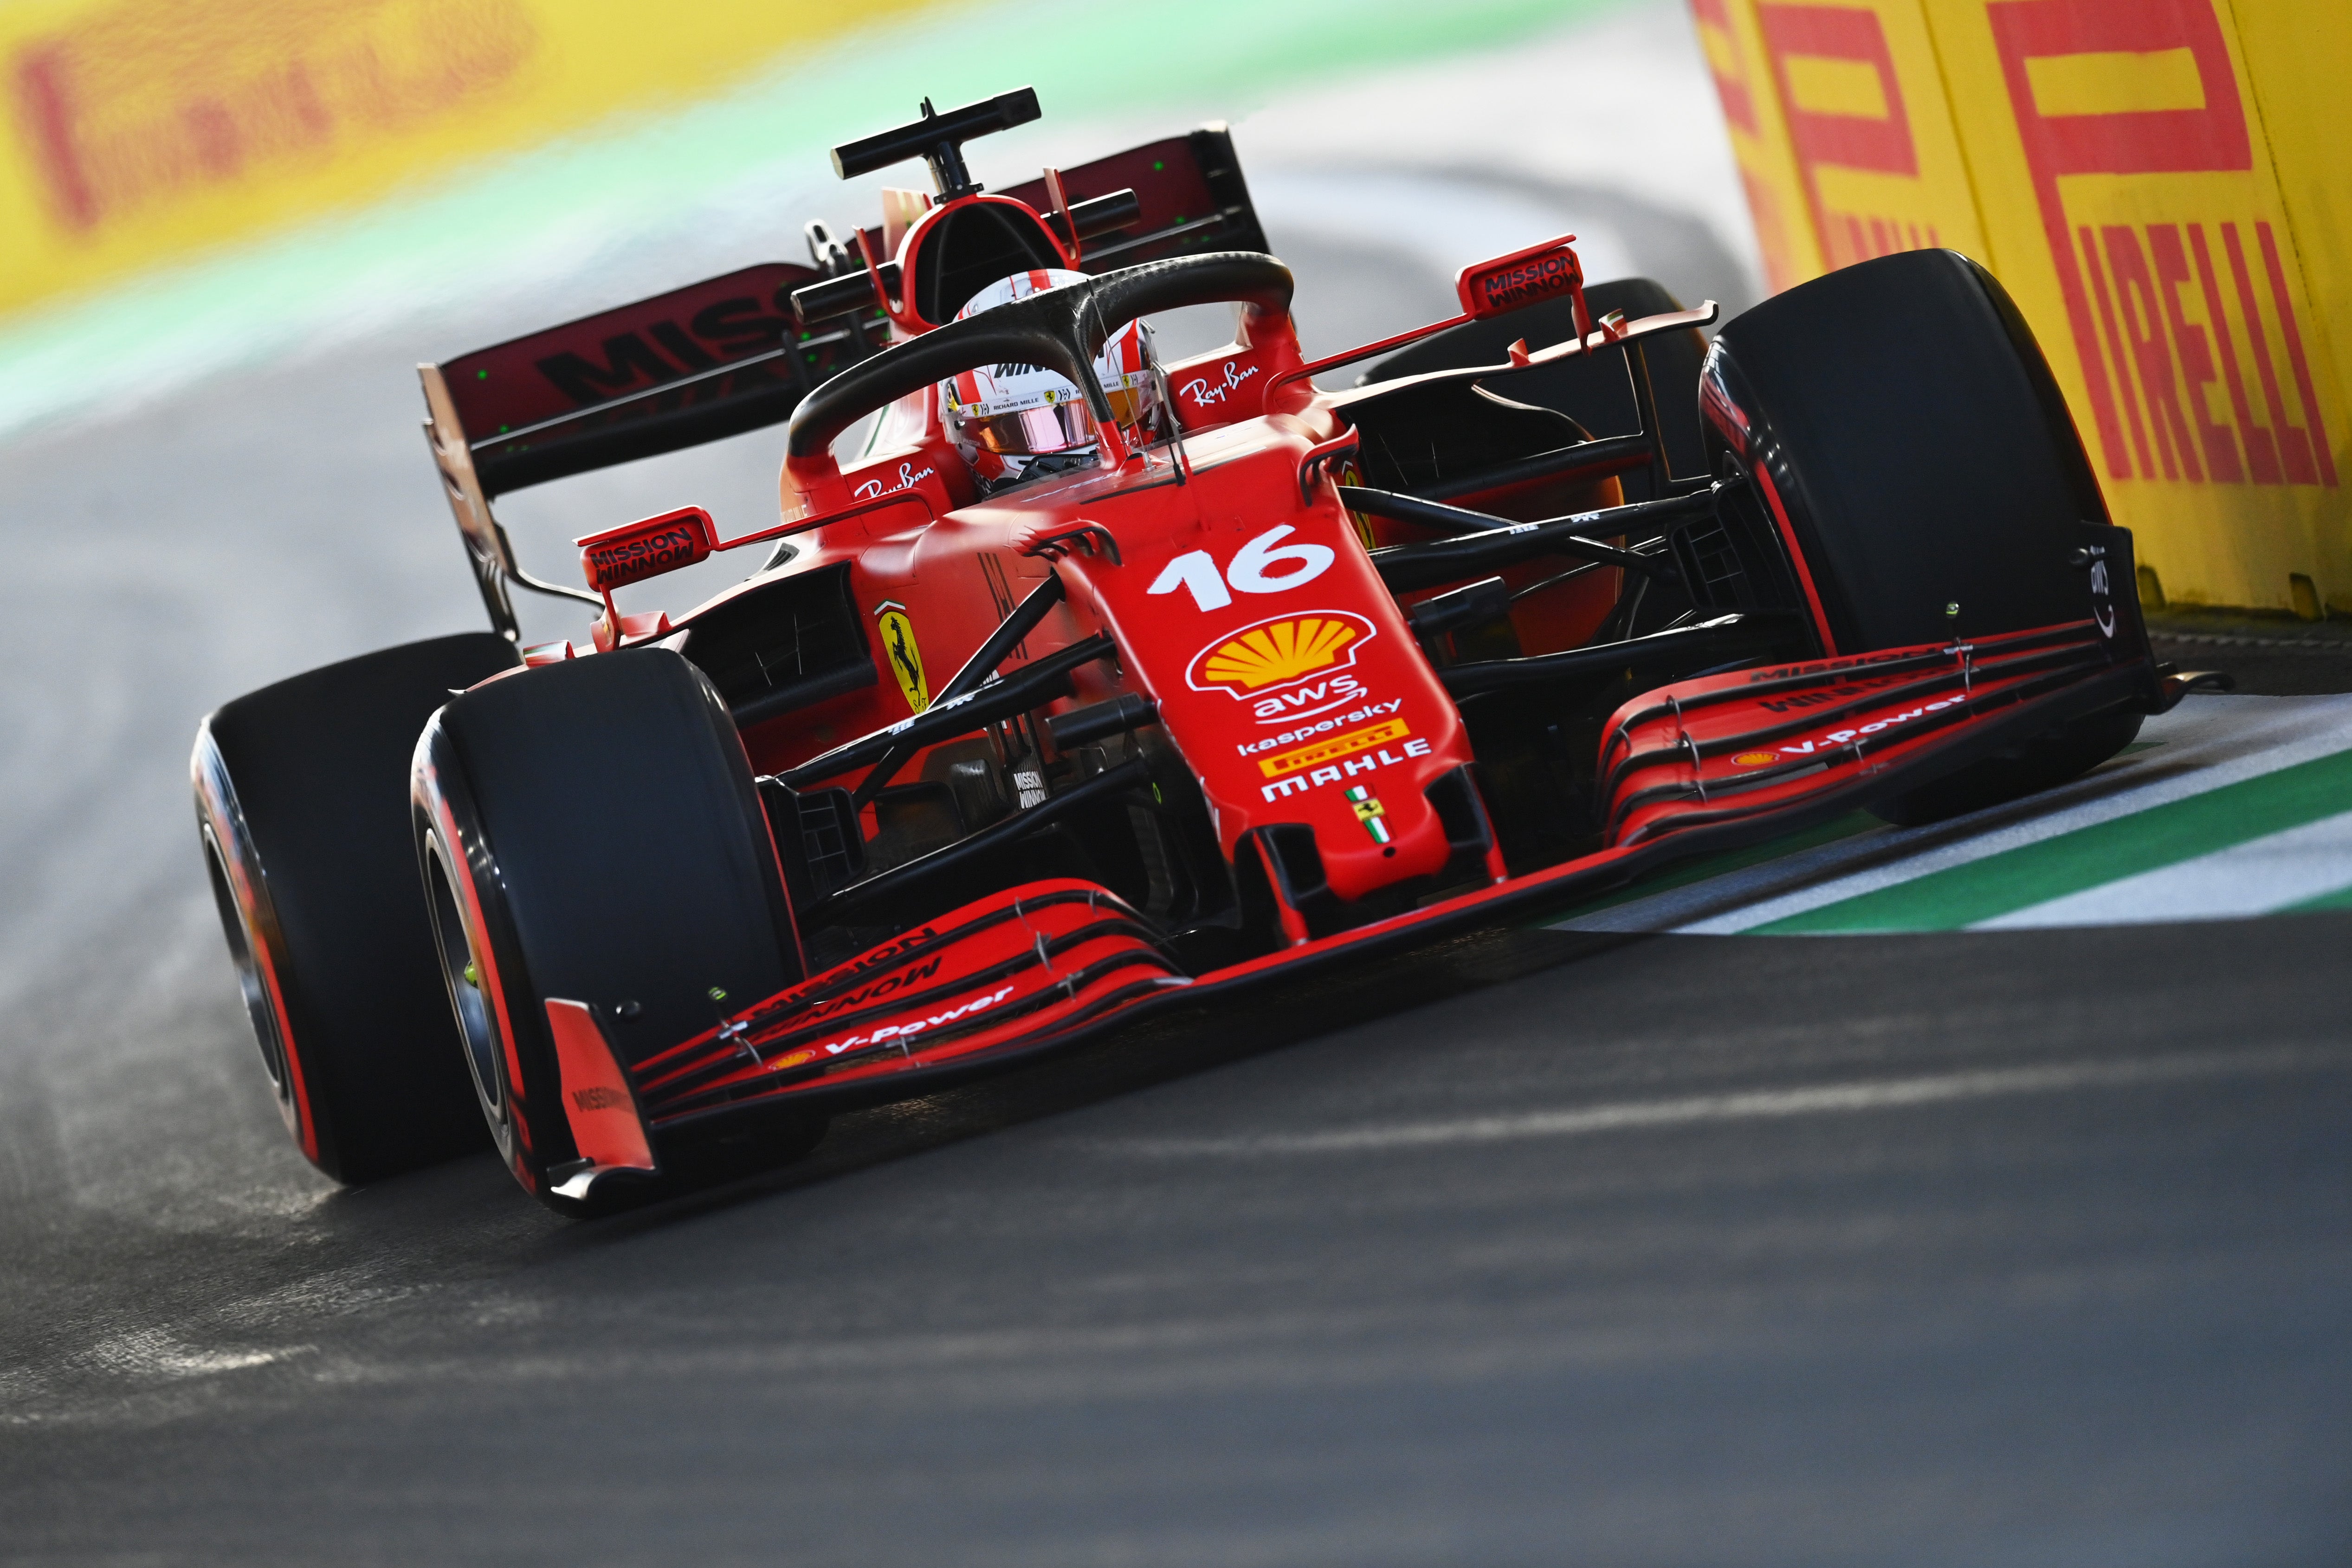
<box><xmin>874</xmin><ymin>601</ymin><xmax>928</xmax><ymax>713</ymax></box>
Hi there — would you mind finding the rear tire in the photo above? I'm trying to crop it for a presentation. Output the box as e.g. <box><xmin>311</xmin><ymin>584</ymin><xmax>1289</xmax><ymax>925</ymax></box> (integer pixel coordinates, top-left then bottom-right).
<box><xmin>1703</xmin><ymin>249</ymin><xmax>2140</xmax><ymax>824</ymax></box>
<box><xmin>410</xmin><ymin>647</ymin><xmax>809</xmax><ymax>1209</ymax></box>
<box><xmin>193</xmin><ymin>632</ymin><xmax>520</xmax><ymax>1183</ymax></box>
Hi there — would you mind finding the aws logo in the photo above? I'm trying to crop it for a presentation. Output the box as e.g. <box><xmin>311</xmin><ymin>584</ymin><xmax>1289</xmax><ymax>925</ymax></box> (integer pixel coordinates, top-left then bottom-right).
<box><xmin>1186</xmin><ymin>611</ymin><xmax>1376</xmax><ymax>700</ymax></box>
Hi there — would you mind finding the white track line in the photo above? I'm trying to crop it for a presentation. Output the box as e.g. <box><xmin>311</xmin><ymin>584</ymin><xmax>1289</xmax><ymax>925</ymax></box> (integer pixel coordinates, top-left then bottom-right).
<box><xmin>1971</xmin><ymin>808</ymin><xmax>2352</xmax><ymax>929</ymax></box>
<box><xmin>1101</xmin><ymin>1045</ymin><xmax>2346</xmax><ymax>1158</ymax></box>
<box><xmin>1683</xmin><ymin>697</ymin><xmax>2352</xmax><ymax>934</ymax></box>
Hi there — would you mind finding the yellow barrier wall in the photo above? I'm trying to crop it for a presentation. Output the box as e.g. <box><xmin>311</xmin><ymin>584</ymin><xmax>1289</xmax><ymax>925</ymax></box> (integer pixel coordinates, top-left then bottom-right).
<box><xmin>1693</xmin><ymin>0</ymin><xmax>2352</xmax><ymax>616</ymax></box>
<box><xmin>0</xmin><ymin>0</ymin><xmax>944</xmax><ymax>321</ymax></box>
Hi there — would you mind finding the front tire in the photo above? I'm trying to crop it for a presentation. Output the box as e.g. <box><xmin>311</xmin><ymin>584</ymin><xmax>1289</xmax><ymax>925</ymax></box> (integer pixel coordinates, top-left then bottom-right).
<box><xmin>1703</xmin><ymin>248</ymin><xmax>2143</xmax><ymax>822</ymax></box>
<box><xmin>410</xmin><ymin>647</ymin><xmax>808</xmax><ymax>1208</ymax></box>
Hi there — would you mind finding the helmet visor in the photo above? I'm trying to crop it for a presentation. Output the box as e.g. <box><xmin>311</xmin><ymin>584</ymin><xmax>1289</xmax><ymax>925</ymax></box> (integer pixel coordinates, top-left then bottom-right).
<box><xmin>962</xmin><ymin>399</ymin><xmax>1098</xmax><ymax>458</ymax></box>
<box><xmin>1104</xmin><ymin>383</ymin><xmax>1151</xmax><ymax>428</ymax></box>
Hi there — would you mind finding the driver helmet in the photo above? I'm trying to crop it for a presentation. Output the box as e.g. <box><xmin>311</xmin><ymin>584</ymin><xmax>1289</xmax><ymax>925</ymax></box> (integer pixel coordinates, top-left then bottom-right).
<box><xmin>939</xmin><ymin>269</ymin><xmax>1162</xmax><ymax>493</ymax></box>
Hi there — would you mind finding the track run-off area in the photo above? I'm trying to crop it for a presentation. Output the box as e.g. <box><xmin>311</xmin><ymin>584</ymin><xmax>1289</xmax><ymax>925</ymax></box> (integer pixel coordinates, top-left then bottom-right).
<box><xmin>0</xmin><ymin>4</ymin><xmax>2345</xmax><ymax>1562</ymax></box>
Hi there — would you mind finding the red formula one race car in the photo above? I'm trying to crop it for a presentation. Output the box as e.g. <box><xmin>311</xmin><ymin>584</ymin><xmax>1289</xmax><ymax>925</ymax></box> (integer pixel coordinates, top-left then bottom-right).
<box><xmin>195</xmin><ymin>89</ymin><xmax>2208</xmax><ymax>1209</ymax></box>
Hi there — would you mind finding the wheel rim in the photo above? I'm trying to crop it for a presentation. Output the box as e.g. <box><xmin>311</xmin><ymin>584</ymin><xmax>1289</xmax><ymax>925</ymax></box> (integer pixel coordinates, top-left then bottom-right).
<box><xmin>201</xmin><ymin>823</ymin><xmax>290</xmax><ymax>1095</ymax></box>
<box><xmin>421</xmin><ymin>830</ymin><xmax>506</xmax><ymax>1128</ymax></box>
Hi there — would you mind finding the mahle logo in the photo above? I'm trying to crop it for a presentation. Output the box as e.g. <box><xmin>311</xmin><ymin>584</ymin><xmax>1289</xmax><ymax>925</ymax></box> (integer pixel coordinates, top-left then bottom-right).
<box><xmin>1186</xmin><ymin>612</ymin><xmax>1376</xmax><ymax>699</ymax></box>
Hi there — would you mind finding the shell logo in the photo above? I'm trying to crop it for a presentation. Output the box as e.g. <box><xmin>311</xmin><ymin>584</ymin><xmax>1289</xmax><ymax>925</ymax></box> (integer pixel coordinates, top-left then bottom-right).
<box><xmin>1732</xmin><ymin>750</ymin><xmax>1777</xmax><ymax>767</ymax></box>
<box><xmin>1186</xmin><ymin>610</ymin><xmax>1377</xmax><ymax>698</ymax></box>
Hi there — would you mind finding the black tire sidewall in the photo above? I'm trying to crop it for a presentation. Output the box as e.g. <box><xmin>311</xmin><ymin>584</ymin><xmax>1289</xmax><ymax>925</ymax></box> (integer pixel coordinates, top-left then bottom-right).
<box><xmin>193</xmin><ymin>748</ymin><xmax>308</xmax><ymax>1153</ymax></box>
<box><xmin>414</xmin><ymin>760</ymin><xmax>538</xmax><ymax>1183</ymax></box>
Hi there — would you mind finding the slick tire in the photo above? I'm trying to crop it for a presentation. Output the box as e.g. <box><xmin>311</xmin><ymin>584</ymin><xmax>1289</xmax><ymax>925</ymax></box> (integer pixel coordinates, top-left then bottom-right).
<box><xmin>410</xmin><ymin>647</ymin><xmax>809</xmax><ymax>1211</ymax></box>
<box><xmin>193</xmin><ymin>632</ymin><xmax>521</xmax><ymax>1183</ymax></box>
<box><xmin>1361</xmin><ymin>276</ymin><xmax>1710</xmax><ymax>496</ymax></box>
<box><xmin>1703</xmin><ymin>247</ymin><xmax>2140</xmax><ymax>824</ymax></box>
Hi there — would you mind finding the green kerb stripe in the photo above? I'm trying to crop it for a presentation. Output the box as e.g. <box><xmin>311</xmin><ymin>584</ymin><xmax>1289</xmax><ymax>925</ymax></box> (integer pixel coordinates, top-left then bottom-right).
<box><xmin>2281</xmin><ymin>881</ymin><xmax>2352</xmax><ymax>914</ymax></box>
<box><xmin>1754</xmin><ymin>746</ymin><xmax>2352</xmax><ymax>933</ymax></box>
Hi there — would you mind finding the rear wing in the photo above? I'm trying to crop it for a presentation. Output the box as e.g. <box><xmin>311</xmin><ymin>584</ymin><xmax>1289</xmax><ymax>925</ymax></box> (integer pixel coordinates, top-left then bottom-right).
<box><xmin>434</xmin><ymin>263</ymin><xmax>872</xmax><ymax>496</ymax></box>
<box><xmin>420</xmin><ymin>262</ymin><xmax>875</xmax><ymax>635</ymax></box>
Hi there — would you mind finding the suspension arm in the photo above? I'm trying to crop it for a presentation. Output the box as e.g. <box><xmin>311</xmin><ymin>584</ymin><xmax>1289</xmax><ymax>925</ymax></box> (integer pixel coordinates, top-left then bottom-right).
<box><xmin>776</xmin><ymin>632</ymin><xmax>1116</xmax><ymax>791</ymax></box>
<box><xmin>1436</xmin><ymin>612</ymin><xmax>1788</xmax><ymax>698</ymax></box>
<box><xmin>1350</xmin><ymin>486</ymin><xmax>1719</xmax><ymax>592</ymax></box>
<box><xmin>851</xmin><ymin>573</ymin><xmax>1070</xmax><ymax>805</ymax></box>
<box><xmin>801</xmin><ymin>759</ymin><xmax>1153</xmax><ymax>927</ymax></box>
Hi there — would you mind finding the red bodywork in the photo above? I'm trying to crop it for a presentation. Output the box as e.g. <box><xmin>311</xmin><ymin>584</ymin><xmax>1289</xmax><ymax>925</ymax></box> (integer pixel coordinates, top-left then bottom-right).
<box><xmin>406</xmin><ymin>111</ymin><xmax>2177</xmax><ymax>1178</ymax></box>
<box><xmin>773</xmin><ymin>398</ymin><xmax>1489</xmax><ymax>912</ymax></box>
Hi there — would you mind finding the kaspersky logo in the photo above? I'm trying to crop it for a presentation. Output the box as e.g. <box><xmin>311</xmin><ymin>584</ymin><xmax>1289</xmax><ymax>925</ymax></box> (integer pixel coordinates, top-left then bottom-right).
<box><xmin>1185</xmin><ymin>611</ymin><xmax>1376</xmax><ymax>699</ymax></box>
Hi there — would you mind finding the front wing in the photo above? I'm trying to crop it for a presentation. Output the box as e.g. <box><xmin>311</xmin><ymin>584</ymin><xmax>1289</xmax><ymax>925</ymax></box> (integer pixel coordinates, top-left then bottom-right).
<box><xmin>541</xmin><ymin>629</ymin><xmax>2185</xmax><ymax>1181</ymax></box>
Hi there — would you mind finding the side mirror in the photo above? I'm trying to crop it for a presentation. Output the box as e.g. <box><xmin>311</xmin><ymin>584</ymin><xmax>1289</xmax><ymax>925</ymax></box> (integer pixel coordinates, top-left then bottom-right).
<box><xmin>577</xmin><ymin>506</ymin><xmax>715</xmax><ymax>593</ymax></box>
<box><xmin>1456</xmin><ymin>235</ymin><xmax>1588</xmax><ymax>323</ymax></box>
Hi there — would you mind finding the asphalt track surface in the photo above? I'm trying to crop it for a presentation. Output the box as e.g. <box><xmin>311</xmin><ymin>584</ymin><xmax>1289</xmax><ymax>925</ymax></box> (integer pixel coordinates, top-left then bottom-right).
<box><xmin>5</xmin><ymin>914</ymin><xmax>2348</xmax><ymax>1563</ymax></box>
<box><xmin>4</xmin><ymin>86</ymin><xmax>2350</xmax><ymax>1568</ymax></box>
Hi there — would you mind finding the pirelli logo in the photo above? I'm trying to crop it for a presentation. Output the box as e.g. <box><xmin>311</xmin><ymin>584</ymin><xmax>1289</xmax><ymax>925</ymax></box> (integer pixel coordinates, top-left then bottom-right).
<box><xmin>1259</xmin><ymin>719</ymin><xmax>1409</xmax><ymax>779</ymax></box>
